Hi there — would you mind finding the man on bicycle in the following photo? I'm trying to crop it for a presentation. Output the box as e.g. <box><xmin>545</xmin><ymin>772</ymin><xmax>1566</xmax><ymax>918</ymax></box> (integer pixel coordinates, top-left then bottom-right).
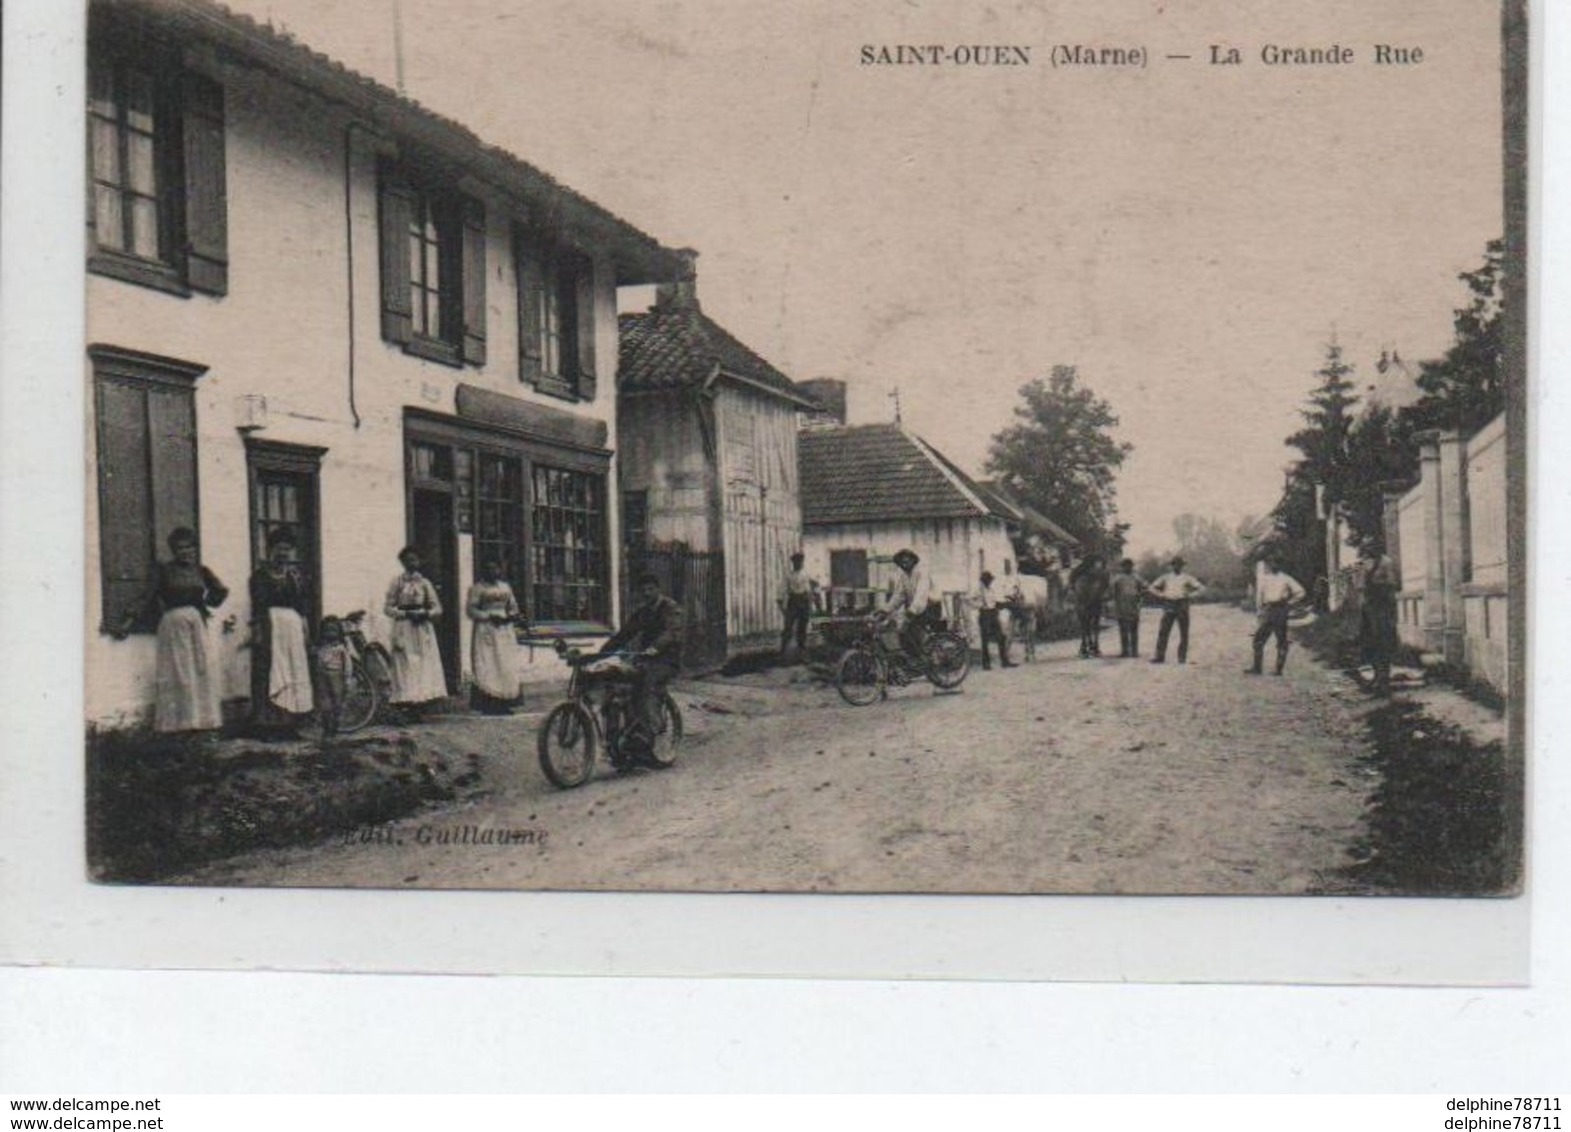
<box><xmin>887</xmin><ymin>548</ymin><xmax>942</xmax><ymax>662</ymax></box>
<box><xmin>601</xmin><ymin>572</ymin><xmax>684</xmax><ymax>744</ymax></box>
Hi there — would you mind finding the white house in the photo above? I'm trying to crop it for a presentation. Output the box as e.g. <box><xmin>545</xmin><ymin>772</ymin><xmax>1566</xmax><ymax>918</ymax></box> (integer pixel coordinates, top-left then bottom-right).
<box><xmin>84</xmin><ymin>0</ymin><xmax>686</xmax><ymax>727</ymax></box>
<box><xmin>798</xmin><ymin>422</ymin><xmax>1020</xmax><ymax>638</ymax></box>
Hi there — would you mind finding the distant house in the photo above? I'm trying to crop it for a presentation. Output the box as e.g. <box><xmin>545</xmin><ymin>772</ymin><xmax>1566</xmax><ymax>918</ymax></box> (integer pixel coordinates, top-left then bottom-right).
<box><xmin>618</xmin><ymin>275</ymin><xmax>819</xmax><ymax>665</ymax></box>
<box><xmin>798</xmin><ymin>423</ymin><xmax>1020</xmax><ymax>630</ymax></box>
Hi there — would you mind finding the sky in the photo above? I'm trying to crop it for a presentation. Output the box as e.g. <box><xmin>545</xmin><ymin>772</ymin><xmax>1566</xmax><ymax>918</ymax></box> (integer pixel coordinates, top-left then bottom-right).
<box><xmin>235</xmin><ymin>0</ymin><xmax>1504</xmax><ymax>556</ymax></box>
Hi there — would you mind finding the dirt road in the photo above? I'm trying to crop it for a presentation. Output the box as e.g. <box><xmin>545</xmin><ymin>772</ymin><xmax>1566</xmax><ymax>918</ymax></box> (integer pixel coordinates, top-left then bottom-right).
<box><xmin>186</xmin><ymin>604</ymin><xmax>1376</xmax><ymax>894</ymax></box>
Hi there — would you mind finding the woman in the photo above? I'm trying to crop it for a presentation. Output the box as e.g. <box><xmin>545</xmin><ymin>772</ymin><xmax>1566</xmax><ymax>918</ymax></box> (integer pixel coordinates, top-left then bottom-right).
<box><xmin>248</xmin><ymin>533</ymin><xmax>315</xmax><ymax>732</ymax></box>
<box><xmin>115</xmin><ymin>528</ymin><xmax>229</xmax><ymax>734</ymax></box>
<box><xmin>466</xmin><ymin>559</ymin><xmax>523</xmax><ymax>714</ymax></box>
<box><xmin>384</xmin><ymin>546</ymin><xmax>447</xmax><ymax>715</ymax></box>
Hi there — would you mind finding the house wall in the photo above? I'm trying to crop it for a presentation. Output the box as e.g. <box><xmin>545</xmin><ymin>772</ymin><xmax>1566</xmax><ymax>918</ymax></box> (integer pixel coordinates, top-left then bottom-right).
<box><xmin>1462</xmin><ymin>415</ymin><xmax>1509</xmax><ymax>691</ymax></box>
<box><xmin>85</xmin><ymin>57</ymin><xmax>623</xmax><ymax>726</ymax></box>
<box><xmin>617</xmin><ymin>390</ymin><xmax>716</xmax><ymax>551</ymax></box>
<box><xmin>801</xmin><ymin>515</ymin><xmax>1016</xmax><ymax>641</ymax></box>
<box><xmin>718</xmin><ymin>385</ymin><xmax>803</xmax><ymax>645</ymax></box>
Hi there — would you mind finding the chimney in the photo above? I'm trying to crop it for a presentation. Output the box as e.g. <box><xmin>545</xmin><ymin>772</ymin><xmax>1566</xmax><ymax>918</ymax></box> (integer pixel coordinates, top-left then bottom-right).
<box><xmin>655</xmin><ymin>247</ymin><xmax>700</xmax><ymax>311</ymax></box>
<box><xmin>798</xmin><ymin>378</ymin><xmax>848</xmax><ymax>425</ymax></box>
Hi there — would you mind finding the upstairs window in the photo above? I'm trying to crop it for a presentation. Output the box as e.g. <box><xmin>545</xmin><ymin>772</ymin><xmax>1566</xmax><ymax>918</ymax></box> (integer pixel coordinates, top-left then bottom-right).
<box><xmin>379</xmin><ymin>159</ymin><xmax>487</xmax><ymax>367</ymax></box>
<box><xmin>86</xmin><ymin>20</ymin><xmax>228</xmax><ymax>297</ymax></box>
<box><xmin>517</xmin><ymin>231</ymin><xmax>598</xmax><ymax>403</ymax></box>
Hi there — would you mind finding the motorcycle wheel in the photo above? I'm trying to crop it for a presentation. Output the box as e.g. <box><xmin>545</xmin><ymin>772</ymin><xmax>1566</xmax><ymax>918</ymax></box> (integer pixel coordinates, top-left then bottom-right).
<box><xmin>337</xmin><ymin>660</ymin><xmax>381</xmax><ymax>733</ymax></box>
<box><xmin>924</xmin><ymin>631</ymin><xmax>971</xmax><ymax>690</ymax></box>
<box><xmin>643</xmin><ymin>694</ymin><xmax>685</xmax><ymax>769</ymax></box>
<box><xmin>835</xmin><ymin>647</ymin><xmax>884</xmax><ymax>706</ymax></box>
<box><xmin>538</xmin><ymin>702</ymin><xmax>598</xmax><ymax>788</ymax></box>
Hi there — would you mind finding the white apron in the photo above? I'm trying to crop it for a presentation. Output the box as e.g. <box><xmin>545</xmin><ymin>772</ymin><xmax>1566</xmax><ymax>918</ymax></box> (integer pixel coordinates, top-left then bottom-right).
<box><xmin>266</xmin><ymin>607</ymin><xmax>314</xmax><ymax>714</ymax></box>
<box><xmin>154</xmin><ymin>607</ymin><xmax>222</xmax><ymax>732</ymax></box>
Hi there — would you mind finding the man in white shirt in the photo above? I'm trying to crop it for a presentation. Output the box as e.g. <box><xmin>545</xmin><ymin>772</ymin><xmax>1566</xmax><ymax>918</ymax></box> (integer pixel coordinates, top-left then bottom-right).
<box><xmin>778</xmin><ymin>552</ymin><xmax>819</xmax><ymax>661</ymax></box>
<box><xmin>1148</xmin><ymin>555</ymin><xmax>1207</xmax><ymax>664</ymax></box>
<box><xmin>888</xmin><ymin>548</ymin><xmax>940</xmax><ymax>660</ymax></box>
<box><xmin>1248</xmin><ymin>555</ymin><xmax>1308</xmax><ymax>676</ymax></box>
<box><xmin>973</xmin><ymin>570</ymin><xmax>1016</xmax><ymax>670</ymax></box>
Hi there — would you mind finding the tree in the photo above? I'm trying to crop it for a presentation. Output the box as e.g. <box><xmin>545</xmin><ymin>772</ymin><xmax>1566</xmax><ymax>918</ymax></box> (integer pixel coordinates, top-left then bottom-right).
<box><xmin>1339</xmin><ymin>402</ymin><xmax>1419</xmax><ymax>551</ymax></box>
<box><xmin>1158</xmin><ymin>513</ymin><xmax>1251</xmax><ymax>591</ymax></box>
<box><xmin>1408</xmin><ymin>239</ymin><xmax>1505</xmax><ymax>436</ymax></box>
<box><xmin>1286</xmin><ymin>338</ymin><xmax>1360</xmax><ymax>503</ymax></box>
<box><xmin>986</xmin><ymin>365</ymin><xmax>1133</xmax><ymax>552</ymax></box>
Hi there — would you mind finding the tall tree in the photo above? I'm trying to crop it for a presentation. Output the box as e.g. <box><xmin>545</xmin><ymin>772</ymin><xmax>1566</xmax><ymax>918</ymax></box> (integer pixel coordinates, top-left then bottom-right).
<box><xmin>1340</xmin><ymin>402</ymin><xmax>1419</xmax><ymax>551</ymax></box>
<box><xmin>1409</xmin><ymin>239</ymin><xmax>1505</xmax><ymax>436</ymax></box>
<box><xmin>1286</xmin><ymin>338</ymin><xmax>1361</xmax><ymax>502</ymax></box>
<box><xmin>986</xmin><ymin>365</ymin><xmax>1133</xmax><ymax>552</ymax></box>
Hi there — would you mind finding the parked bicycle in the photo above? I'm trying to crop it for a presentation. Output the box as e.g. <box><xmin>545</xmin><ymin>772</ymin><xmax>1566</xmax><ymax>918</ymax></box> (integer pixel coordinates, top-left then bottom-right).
<box><xmin>332</xmin><ymin>609</ymin><xmax>395</xmax><ymax>733</ymax></box>
<box><xmin>834</xmin><ymin>610</ymin><xmax>970</xmax><ymax>706</ymax></box>
<box><xmin>537</xmin><ymin>640</ymin><xmax>684</xmax><ymax>788</ymax></box>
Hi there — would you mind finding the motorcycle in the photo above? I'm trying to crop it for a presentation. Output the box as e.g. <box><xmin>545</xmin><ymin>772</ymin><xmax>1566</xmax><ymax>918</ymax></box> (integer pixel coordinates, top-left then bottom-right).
<box><xmin>536</xmin><ymin>640</ymin><xmax>684</xmax><ymax>788</ymax></box>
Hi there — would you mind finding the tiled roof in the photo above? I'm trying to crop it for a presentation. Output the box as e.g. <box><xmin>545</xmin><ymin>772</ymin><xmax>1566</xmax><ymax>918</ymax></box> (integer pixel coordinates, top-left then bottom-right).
<box><xmin>117</xmin><ymin>0</ymin><xmax>684</xmax><ymax>284</ymax></box>
<box><xmin>800</xmin><ymin>424</ymin><xmax>1009</xmax><ymax>526</ymax></box>
<box><xmin>618</xmin><ymin>306</ymin><xmax>817</xmax><ymax>408</ymax></box>
<box><xmin>976</xmin><ymin>479</ymin><xmax>1081</xmax><ymax>546</ymax></box>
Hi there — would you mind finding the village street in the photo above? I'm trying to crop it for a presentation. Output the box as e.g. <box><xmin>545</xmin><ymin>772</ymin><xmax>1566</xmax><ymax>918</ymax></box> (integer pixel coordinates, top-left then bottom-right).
<box><xmin>184</xmin><ymin>603</ymin><xmax>1379</xmax><ymax>894</ymax></box>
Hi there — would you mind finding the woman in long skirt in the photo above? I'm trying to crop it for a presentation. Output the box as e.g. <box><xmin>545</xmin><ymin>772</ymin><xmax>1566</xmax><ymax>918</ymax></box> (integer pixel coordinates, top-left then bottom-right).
<box><xmin>248</xmin><ymin>533</ymin><xmax>315</xmax><ymax>733</ymax></box>
<box><xmin>467</xmin><ymin>558</ymin><xmax>522</xmax><ymax>714</ymax></box>
<box><xmin>114</xmin><ymin>527</ymin><xmax>229</xmax><ymax>733</ymax></box>
<box><xmin>384</xmin><ymin>546</ymin><xmax>447</xmax><ymax>715</ymax></box>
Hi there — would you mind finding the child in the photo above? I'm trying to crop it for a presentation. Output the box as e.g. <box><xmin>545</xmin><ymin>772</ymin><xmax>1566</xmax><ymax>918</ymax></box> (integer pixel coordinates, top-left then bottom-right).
<box><xmin>315</xmin><ymin>615</ymin><xmax>352</xmax><ymax>736</ymax></box>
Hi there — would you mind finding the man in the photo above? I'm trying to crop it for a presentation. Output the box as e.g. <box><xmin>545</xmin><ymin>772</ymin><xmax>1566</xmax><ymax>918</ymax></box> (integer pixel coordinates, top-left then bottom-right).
<box><xmin>602</xmin><ymin>572</ymin><xmax>684</xmax><ymax>743</ymax></box>
<box><xmin>1108</xmin><ymin>558</ymin><xmax>1147</xmax><ymax>658</ymax></box>
<box><xmin>1359</xmin><ymin>544</ymin><xmax>1400</xmax><ymax>696</ymax></box>
<box><xmin>973</xmin><ymin>570</ymin><xmax>1016</xmax><ymax>670</ymax></box>
<box><xmin>778</xmin><ymin>551</ymin><xmax>818</xmax><ymax>661</ymax></box>
<box><xmin>1149</xmin><ymin>555</ymin><xmax>1206</xmax><ymax>664</ymax></box>
<box><xmin>887</xmin><ymin>548</ymin><xmax>941</xmax><ymax>661</ymax></box>
<box><xmin>1247</xmin><ymin>556</ymin><xmax>1307</xmax><ymax>676</ymax></box>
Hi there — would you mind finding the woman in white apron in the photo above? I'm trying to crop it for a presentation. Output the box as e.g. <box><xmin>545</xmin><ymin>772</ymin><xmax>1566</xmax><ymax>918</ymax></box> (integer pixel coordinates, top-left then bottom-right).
<box><xmin>466</xmin><ymin>558</ymin><xmax>522</xmax><ymax>714</ymax></box>
<box><xmin>113</xmin><ymin>527</ymin><xmax>229</xmax><ymax>734</ymax></box>
<box><xmin>248</xmin><ymin>533</ymin><xmax>314</xmax><ymax>734</ymax></box>
<box><xmin>384</xmin><ymin>546</ymin><xmax>447</xmax><ymax>716</ymax></box>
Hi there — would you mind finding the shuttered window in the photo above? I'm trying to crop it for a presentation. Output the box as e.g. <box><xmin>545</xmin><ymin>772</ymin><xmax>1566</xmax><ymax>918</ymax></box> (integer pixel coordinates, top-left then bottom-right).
<box><xmin>91</xmin><ymin>346</ymin><xmax>208</xmax><ymax>633</ymax></box>
<box><xmin>378</xmin><ymin>160</ymin><xmax>486</xmax><ymax>367</ymax></box>
<box><xmin>86</xmin><ymin>21</ymin><xmax>227</xmax><ymax>297</ymax></box>
<box><xmin>516</xmin><ymin>232</ymin><xmax>597</xmax><ymax>403</ymax></box>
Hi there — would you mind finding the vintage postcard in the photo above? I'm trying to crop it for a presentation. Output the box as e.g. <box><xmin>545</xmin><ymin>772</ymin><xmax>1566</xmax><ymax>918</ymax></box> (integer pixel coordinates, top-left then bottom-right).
<box><xmin>1</xmin><ymin>0</ymin><xmax>1535</xmax><ymax>980</ymax></box>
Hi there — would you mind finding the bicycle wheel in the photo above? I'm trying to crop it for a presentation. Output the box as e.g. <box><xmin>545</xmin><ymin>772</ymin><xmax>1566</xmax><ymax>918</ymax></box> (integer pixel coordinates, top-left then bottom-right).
<box><xmin>835</xmin><ymin>647</ymin><xmax>884</xmax><ymax>706</ymax></box>
<box><xmin>362</xmin><ymin>643</ymin><xmax>395</xmax><ymax>694</ymax></box>
<box><xmin>924</xmin><ymin>631</ymin><xmax>971</xmax><ymax>690</ymax></box>
<box><xmin>643</xmin><ymin>694</ymin><xmax>685</xmax><ymax>769</ymax></box>
<box><xmin>337</xmin><ymin>660</ymin><xmax>381</xmax><ymax>733</ymax></box>
<box><xmin>538</xmin><ymin>702</ymin><xmax>598</xmax><ymax>788</ymax></box>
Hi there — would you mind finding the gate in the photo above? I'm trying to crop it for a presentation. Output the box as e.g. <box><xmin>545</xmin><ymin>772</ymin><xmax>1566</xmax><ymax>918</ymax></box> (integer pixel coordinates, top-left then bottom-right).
<box><xmin>625</xmin><ymin>544</ymin><xmax>728</xmax><ymax>674</ymax></box>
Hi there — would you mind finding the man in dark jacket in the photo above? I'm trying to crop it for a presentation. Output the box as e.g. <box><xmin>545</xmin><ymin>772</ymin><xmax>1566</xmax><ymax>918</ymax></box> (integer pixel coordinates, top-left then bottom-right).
<box><xmin>603</xmin><ymin>573</ymin><xmax>684</xmax><ymax>741</ymax></box>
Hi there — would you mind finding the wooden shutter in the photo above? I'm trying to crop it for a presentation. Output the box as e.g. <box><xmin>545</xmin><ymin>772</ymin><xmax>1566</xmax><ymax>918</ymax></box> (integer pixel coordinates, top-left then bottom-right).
<box><xmin>147</xmin><ymin>385</ymin><xmax>199</xmax><ymax>545</ymax></box>
<box><xmin>515</xmin><ymin>226</ymin><xmax>544</xmax><ymax>387</ymax></box>
<box><xmin>378</xmin><ymin>160</ymin><xmax>415</xmax><ymax>344</ymax></box>
<box><xmin>460</xmin><ymin>196</ymin><xmax>487</xmax><ymax>365</ymax></box>
<box><xmin>96</xmin><ymin>380</ymin><xmax>155</xmax><ymax>630</ymax></box>
<box><xmin>575</xmin><ymin>255</ymin><xmax>598</xmax><ymax>402</ymax></box>
<box><xmin>180</xmin><ymin>71</ymin><xmax>228</xmax><ymax>295</ymax></box>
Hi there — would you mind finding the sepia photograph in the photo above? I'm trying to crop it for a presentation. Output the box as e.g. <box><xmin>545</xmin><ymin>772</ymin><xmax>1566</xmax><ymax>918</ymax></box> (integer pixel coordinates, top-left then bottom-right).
<box><xmin>76</xmin><ymin>0</ymin><xmax>1525</xmax><ymax>907</ymax></box>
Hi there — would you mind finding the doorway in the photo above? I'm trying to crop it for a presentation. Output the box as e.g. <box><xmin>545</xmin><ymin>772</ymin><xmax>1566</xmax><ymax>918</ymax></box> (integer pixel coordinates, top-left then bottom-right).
<box><xmin>411</xmin><ymin>488</ymin><xmax>459</xmax><ymax>693</ymax></box>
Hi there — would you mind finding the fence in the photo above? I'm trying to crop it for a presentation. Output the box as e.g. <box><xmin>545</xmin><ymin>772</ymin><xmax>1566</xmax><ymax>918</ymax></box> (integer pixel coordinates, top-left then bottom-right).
<box><xmin>1382</xmin><ymin>414</ymin><xmax>1509</xmax><ymax>692</ymax></box>
<box><xmin>625</xmin><ymin>544</ymin><xmax>729</xmax><ymax>674</ymax></box>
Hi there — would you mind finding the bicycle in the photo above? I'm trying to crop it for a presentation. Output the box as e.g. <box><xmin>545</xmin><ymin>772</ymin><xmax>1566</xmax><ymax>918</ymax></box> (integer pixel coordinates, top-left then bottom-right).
<box><xmin>332</xmin><ymin>609</ymin><xmax>395</xmax><ymax>733</ymax></box>
<box><xmin>537</xmin><ymin>641</ymin><xmax>684</xmax><ymax>788</ymax></box>
<box><xmin>834</xmin><ymin>611</ymin><xmax>970</xmax><ymax>706</ymax></box>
